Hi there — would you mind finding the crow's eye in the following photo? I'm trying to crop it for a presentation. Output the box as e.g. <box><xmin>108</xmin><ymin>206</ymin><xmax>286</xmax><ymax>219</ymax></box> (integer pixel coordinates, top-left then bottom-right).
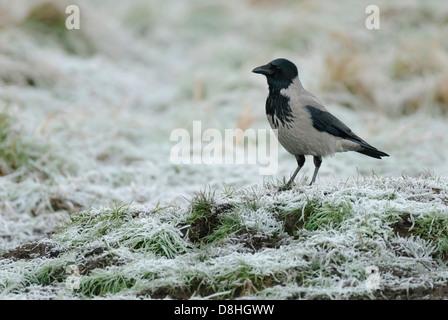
<box><xmin>270</xmin><ymin>64</ymin><xmax>281</xmax><ymax>72</ymax></box>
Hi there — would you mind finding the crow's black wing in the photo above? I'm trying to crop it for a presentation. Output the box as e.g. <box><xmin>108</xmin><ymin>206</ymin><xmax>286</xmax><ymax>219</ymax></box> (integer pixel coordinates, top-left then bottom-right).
<box><xmin>304</xmin><ymin>105</ymin><xmax>365</xmax><ymax>143</ymax></box>
<box><xmin>304</xmin><ymin>105</ymin><xmax>389</xmax><ymax>159</ymax></box>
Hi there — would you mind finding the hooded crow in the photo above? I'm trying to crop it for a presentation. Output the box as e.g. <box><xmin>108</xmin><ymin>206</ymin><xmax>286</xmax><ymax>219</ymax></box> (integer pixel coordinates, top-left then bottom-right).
<box><xmin>253</xmin><ymin>58</ymin><xmax>388</xmax><ymax>188</ymax></box>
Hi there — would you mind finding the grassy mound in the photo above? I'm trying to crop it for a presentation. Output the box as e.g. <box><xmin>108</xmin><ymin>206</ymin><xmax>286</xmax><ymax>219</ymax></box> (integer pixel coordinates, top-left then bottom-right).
<box><xmin>1</xmin><ymin>175</ymin><xmax>447</xmax><ymax>299</ymax></box>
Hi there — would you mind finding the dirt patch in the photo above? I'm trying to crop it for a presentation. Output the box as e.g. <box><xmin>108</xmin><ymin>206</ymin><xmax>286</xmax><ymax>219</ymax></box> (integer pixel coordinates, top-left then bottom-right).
<box><xmin>84</xmin><ymin>247</ymin><xmax>106</xmax><ymax>258</ymax></box>
<box><xmin>293</xmin><ymin>282</ymin><xmax>448</xmax><ymax>300</ymax></box>
<box><xmin>49</xmin><ymin>197</ymin><xmax>83</xmax><ymax>212</ymax></box>
<box><xmin>274</xmin><ymin>200</ymin><xmax>319</xmax><ymax>237</ymax></box>
<box><xmin>273</xmin><ymin>208</ymin><xmax>305</xmax><ymax>238</ymax></box>
<box><xmin>353</xmin><ymin>283</ymin><xmax>448</xmax><ymax>300</ymax></box>
<box><xmin>1</xmin><ymin>241</ymin><xmax>61</xmax><ymax>260</ymax></box>
<box><xmin>393</xmin><ymin>214</ymin><xmax>414</xmax><ymax>238</ymax></box>
<box><xmin>281</xmin><ymin>213</ymin><xmax>303</xmax><ymax>237</ymax></box>
<box><xmin>139</xmin><ymin>275</ymin><xmax>282</xmax><ymax>300</ymax></box>
<box><xmin>138</xmin><ymin>278</ymin><xmax>215</xmax><ymax>299</ymax></box>
<box><xmin>187</xmin><ymin>211</ymin><xmax>221</xmax><ymax>243</ymax></box>
<box><xmin>236</xmin><ymin>230</ymin><xmax>288</xmax><ymax>253</ymax></box>
<box><xmin>79</xmin><ymin>248</ymin><xmax>124</xmax><ymax>275</ymax></box>
<box><xmin>186</xmin><ymin>202</ymin><xmax>234</xmax><ymax>243</ymax></box>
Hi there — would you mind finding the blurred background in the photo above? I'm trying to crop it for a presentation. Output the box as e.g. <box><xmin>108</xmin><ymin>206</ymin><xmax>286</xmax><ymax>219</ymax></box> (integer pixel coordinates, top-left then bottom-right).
<box><xmin>0</xmin><ymin>0</ymin><xmax>447</xmax><ymax>250</ymax></box>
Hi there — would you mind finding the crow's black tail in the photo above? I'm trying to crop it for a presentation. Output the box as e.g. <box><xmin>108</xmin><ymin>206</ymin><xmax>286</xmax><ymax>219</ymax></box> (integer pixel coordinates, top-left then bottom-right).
<box><xmin>356</xmin><ymin>146</ymin><xmax>389</xmax><ymax>159</ymax></box>
<box><xmin>346</xmin><ymin>136</ymin><xmax>389</xmax><ymax>159</ymax></box>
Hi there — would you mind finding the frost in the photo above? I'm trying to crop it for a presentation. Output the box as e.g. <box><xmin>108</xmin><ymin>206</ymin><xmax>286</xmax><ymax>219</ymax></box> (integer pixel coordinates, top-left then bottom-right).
<box><xmin>1</xmin><ymin>0</ymin><xmax>448</xmax><ymax>299</ymax></box>
<box><xmin>2</xmin><ymin>176</ymin><xmax>448</xmax><ymax>299</ymax></box>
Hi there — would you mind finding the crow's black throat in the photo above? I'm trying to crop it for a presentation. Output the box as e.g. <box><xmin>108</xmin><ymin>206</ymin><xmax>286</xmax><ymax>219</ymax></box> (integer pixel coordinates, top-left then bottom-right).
<box><xmin>266</xmin><ymin>86</ymin><xmax>294</xmax><ymax>128</ymax></box>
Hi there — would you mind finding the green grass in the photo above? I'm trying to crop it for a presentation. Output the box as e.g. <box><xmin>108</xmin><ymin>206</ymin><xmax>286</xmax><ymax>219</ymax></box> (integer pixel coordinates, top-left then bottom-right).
<box><xmin>187</xmin><ymin>189</ymin><xmax>216</xmax><ymax>222</ymax></box>
<box><xmin>67</xmin><ymin>201</ymin><xmax>134</xmax><ymax>228</ymax></box>
<box><xmin>185</xmin><ymin>189</ymin><xmax>241</xmax><ymax>244</ymax></box>
<box><xmin>3</xmin><ymin>176</ymin><xmax>448</xmax><ymax>299</ymax></box>
<box><xmin>61</xmin><ymin>202</ymin><xmax>190</xmax><ymax>258</ymax></box>
<box><xmin>0</xmin><ymin>109</ymin><xmax>66</xmax><ymax>183</ymax></box>
<box><xmin>116</xmin><ymin>219</ymin><xmax>190</xmax><ymax>258</ymax></box>
<box><xmin>302</xmin><ymin>200</ymin><xmax>352</xmax><ymax>232</ymax></box>
<box><xmin>79</xmin><ymin>270</ymin><xmax>137</xmax><ymax>297</ymax></box>
<box><xmin>278</xmin><ymin>197</ymin><xmax>353</xmax><ymax>236</ymax></box>
<box><xmin>201</xmin><ymin>212</ymin><xmax>242</xmax><ymax>244</ymax></box>
<box><xmin>0</xmin><ymin>109</ymin><xmax>36</xmax><ymax>177</ymax></box>
<box><xmin>413</xmin><ymin>211</ymin><xmax>448</xmax><ymax>260</ymax></box>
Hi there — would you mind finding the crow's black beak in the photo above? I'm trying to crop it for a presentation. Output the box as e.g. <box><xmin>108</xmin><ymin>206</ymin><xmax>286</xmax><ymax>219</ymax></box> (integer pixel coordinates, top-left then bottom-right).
<box><xmin>252</xmin><ymin>64</ymin><xmax>274</xmax><ymax>76</ymax></box>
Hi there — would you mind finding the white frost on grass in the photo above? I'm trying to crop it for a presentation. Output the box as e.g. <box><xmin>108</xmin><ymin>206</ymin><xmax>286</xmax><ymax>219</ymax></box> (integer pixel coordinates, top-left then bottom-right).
<box><xmin>1</xmin><ymin>0</ymin><xmax>448</xmax><ymax>299</ymax></box>
<box><xmin>1</xmin><ymin>176</ymin><xmax>447</xmax><ymax>299</ymax></box>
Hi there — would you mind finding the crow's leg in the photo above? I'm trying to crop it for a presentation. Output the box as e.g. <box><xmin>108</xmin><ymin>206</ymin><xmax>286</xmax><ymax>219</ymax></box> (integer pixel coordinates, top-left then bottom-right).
<box><xmin>310</xmin><ymin>155</ymin><xmax>322</xmax><ymax>186</ymax></box>
<box><xmin>279</xmin><ymin>155</ymin><xmax>305</xmax><ymax>190</ymax></box>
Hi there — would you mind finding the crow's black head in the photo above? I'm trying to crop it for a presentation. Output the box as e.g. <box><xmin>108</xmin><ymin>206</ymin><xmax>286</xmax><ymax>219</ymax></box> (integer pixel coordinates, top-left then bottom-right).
<box><xmin>252</xmin><ymin>58</ymin><xmax>298</xmax><ymax>89</ymax></box>
<box><xmin>253</xmin><ymin>58</ymin><xmax>298</xmax><ymax>127</ymax></box>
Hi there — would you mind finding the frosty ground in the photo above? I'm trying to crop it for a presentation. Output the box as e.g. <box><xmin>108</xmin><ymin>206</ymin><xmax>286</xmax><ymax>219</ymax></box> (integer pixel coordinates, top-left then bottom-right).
<box><xmin>1</xmin><ymin>0</ymin><xmax>448</xmax><ymax>299</ymax></box>
<box><xmin>2</xmin><ymin>175</ymin><xmax>448</xmax><ymax>299</ymax></box>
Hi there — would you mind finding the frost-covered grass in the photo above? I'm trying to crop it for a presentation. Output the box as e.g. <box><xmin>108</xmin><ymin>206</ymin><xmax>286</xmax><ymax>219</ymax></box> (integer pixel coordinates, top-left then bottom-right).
<box><xmin>1</xmin><ymin>0</ymin><xmax>448</xmax><ymax>299</ymax></box>
<box><xmin>1</xmin><ymin>176</ymin><xmax>448</xmax><ymax>299</ymax></box>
